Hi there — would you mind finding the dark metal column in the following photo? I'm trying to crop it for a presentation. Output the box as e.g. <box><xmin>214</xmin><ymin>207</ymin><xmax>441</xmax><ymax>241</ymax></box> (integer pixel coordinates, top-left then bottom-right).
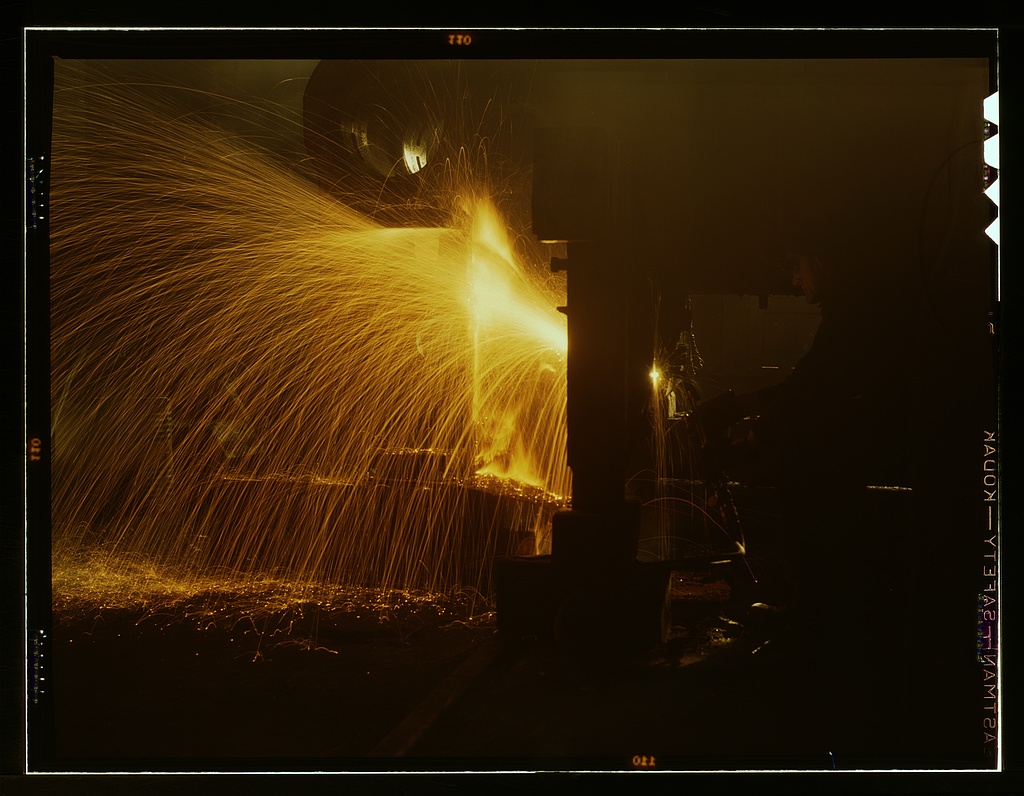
<box><xmin>494</xmin><ymin>125</ymin><xmax>664</xmax><ymax>650</ymax></box>
<box><xmin>550</xmin><ymin>240</ymin><xmax>639</xmax><ymax>586</ymax></box>
<box><xmin>530</xmin><ymin>126</ymin><xmax>638</xmax><ymax>582</ymax></box>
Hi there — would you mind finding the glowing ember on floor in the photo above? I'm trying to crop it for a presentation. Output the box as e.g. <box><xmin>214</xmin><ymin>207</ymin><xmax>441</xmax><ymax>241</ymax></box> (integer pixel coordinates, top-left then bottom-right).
<box><xmin>49</xmin><ymin>59</ymin><xmax>568</xmax><ymax>600</ymax></box>
<box><xmin>51</xmin><ymin>554</ymin><xmax>493</xmax><ymax>659</ymax></box>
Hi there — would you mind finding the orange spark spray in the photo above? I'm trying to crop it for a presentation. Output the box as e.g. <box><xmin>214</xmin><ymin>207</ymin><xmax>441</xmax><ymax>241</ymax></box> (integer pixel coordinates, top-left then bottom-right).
<box><xmin>48</xmin><ymin>59</ymin><xmax>568</xmax><ymax>603</ymax></box>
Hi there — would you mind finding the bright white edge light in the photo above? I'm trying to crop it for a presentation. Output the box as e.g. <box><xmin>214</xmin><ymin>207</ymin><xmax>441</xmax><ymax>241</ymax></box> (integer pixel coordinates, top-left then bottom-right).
<box><xmin>984</xmin><ymin>92</ymin><xmax>999</xmax><ymax>302</ymax></box>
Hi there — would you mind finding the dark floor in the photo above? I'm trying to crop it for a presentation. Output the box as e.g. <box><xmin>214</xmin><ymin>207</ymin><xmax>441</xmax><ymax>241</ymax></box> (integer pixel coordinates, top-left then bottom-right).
<box><xmin>34</xmin><ymin>561</ymin><xmax>996</xmax><ymax>776</ymax></box>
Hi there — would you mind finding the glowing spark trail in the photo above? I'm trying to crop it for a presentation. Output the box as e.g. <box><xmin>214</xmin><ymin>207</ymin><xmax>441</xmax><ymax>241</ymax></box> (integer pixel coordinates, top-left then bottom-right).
<box><xmin>48</xmin><ymin>59</ymin><xmax>569</xmax><ymax>602</ymax></box>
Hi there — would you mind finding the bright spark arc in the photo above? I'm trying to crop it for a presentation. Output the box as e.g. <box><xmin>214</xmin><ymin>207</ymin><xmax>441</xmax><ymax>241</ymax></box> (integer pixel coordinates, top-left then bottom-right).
<box><xmin>470</xmin><ymin>202</ymin><xmax>568</xmax><ymax>357</ymax></box>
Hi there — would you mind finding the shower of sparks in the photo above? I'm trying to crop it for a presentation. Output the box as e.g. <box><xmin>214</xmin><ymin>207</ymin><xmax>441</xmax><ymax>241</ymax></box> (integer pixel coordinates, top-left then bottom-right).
<box><xmin>48</xmin><ymin>59</ymin><xmax>569</xmax><ymax>604</ymax></box>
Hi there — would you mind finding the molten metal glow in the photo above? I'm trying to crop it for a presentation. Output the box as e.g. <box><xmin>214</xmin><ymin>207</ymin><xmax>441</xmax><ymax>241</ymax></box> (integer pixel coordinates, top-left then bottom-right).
<box><xmin>48</xmin><ymin>60</ymin><xmax>568</xmax><ymax>599</ymax></box>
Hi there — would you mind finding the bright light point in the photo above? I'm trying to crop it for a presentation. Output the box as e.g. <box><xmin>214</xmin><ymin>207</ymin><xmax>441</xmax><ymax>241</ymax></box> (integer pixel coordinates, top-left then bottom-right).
<box><xmin>403</xmin><ymin>141</ymin><xmax>428</xmax><ymax>174</ymax></box>
<box><xmin>650</xmin><ymin>367</ymin><xmax>661</xmax><ymax>386</ymax></box>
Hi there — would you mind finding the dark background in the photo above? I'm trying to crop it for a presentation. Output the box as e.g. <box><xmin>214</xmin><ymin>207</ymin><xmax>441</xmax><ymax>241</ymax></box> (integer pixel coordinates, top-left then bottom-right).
<box><xmin>6</xmin><ymin>13</ymin><xmax>1022</xmax><ymax>795</ymax></box>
